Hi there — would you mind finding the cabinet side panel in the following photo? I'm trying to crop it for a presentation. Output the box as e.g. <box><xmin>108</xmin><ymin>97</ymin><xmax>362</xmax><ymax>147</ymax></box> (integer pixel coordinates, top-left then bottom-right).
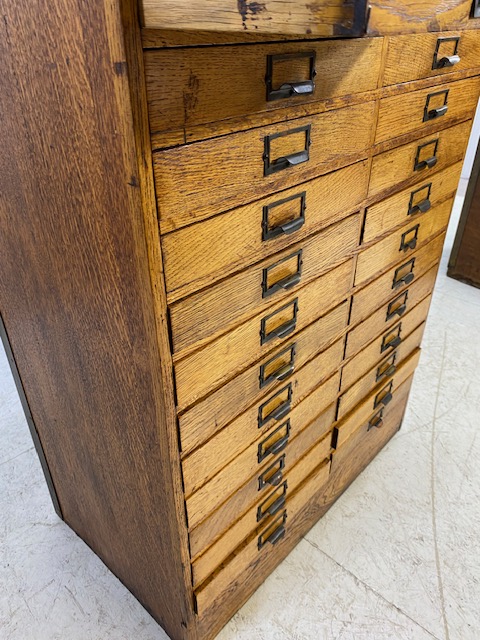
<box><xmin>0</xmin><ymin>1</ymin><xmax>193</xmax><ymax>638</ymax></box>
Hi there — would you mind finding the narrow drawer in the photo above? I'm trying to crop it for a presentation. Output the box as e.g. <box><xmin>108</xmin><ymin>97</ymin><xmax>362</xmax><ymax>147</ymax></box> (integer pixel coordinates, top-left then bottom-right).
<box><xmin>367</xmin><ymin>0</ymin><xmax>471</xmax><ymax>36</ymax></box>
<box><xmin>346</xmin><ymin>265</ymin><xmax>437</xmax><ymax>360</ymax></box>
<box><xmin>170</xmin><ymin>214</ymin><xmax>360</xmax><ymax>356</ymax></box>
<box><xmin>192</xmin><ymin>447</ymin><xmax>331</xmax><ymax>588</ymax></box>
<box><xmin>182</xmin><ymin>372</ymin><xmax>340</xmax><ymax>504</ymax></box>
<box><xmin>188</xmin><ymin>403</ymin><xmax>335</xmax><ymax>559</ymax></box>
<box><xmin>350</xmin><ymin>232</ymin><xmax>444</xmax><ymax>327</ymax></box>
<box><xmin>338</xmin><ymin>326</ymin><xmax>423</xmax><ymax>420</ymax></box>
<box><xmin>341</xmin><ymin>295</ymin><xmax>430</xmax><ymax>393</ymax></box>
<box><xmin>163</xmin><ymin>162</ymin><xmax>368</xmax><ymax>300</ymax></box>
<box><xmin>330</xmin><ymin>376</ymin><xmax>414</xmax><ymax>509</ymax></box>
<box><xmin>194</xmin><ymin>445</ymin><xmax>332</xmax><ymax>616</ymax></box>
<box><xmin>145</xmin><ymin>40</ymin><xmax>383</xmax><ymax>145</ymax></box>
<box><xmin>383</xmin><ymin>31</ymin><xmax>480</xmax><ymax>87</ymax></box>
<box><xmin>375</xmin><ymin>76</ymin><xmax>480</xmax><ymax>145</ymax></box>
<box><xmin>179</xmin><ymin>308</ymin><xmax>347</xmax><ymax>455</ymax></box>
<box><xmin>355</xmin><ymin>197</ymin><xmax>454</xmax><ymax>287</ymax></box>
<box><xmin>369</xmin><ymin>120</ymin><xmax>471</xmax><ymax>200</ymax></box>
<box><xmin>364</xmin><ymin>163</ymin><xmax>461</xmax><ymax>244</ymax></box>
<box><xmin>154</xmin><ymin>102</ymin><xmax>376</xmax><ymax>232</ymax></box>
<box><xmin>174</xmin><ymin>259</ymin><xmax>353</xmax><ymax>411</ymax></box>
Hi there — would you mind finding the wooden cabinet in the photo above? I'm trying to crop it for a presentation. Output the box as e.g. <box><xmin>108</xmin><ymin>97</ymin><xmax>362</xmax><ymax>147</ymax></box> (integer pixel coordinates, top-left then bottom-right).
<box><xmin>1</xmin><ymin>2</ymin><xmax>480</xmax><ymax>640</ymax></box>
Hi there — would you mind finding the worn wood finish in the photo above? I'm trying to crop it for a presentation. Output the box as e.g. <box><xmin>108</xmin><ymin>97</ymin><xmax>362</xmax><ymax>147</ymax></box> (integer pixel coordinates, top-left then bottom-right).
<box><xmin>350</xmin><ymin>233</ymin><xmax>444</xmax><ymax>327</ymax></box>
<box><xmin>383</xmin><ymin>31</ymin><xmax>480</xmax><ymax>86</ymax></box>
<box><xmin>153</xmin><ymin>101</ymin><xmax>376</xmax><ymax>230</ymax></box>
<box><xmin>448</xmin><ymin>137</ymin><xmax>480</xmax><ymax>287</ymax></box>
<box><xmin>375</xmin><ymin>76</ymin><xmax>480</xmax><ymax>145</ymax></box>
<box><xmin>0</xmin><ymin>2</ymin><xmax>195</xmax><ymax>640</ymax></box>
<box><xmin>364</xmin><ymin>163</ymin><xmax>461</xmax><ymax>244</ymax></box>
<box><xmin>356</xmin><ymin>198</ymin><xmax>454</xmax><ymax>286</ymax></box>
<box><xmin>367</xmin><ymin>0</ymin><xmax>471</xmax><ymax>36</ymax></box>
<box><xmin>188</xmin><ymin>403</ymin><xmax>336</xmax><ymax>559</ymax></box>
<box><xmin>369</xmin><ymin>120</ymin><xmax>472</xmax><ymax>200</ymax></box>
<box><xmin>346</xmin><ymin>265</ymin><xmax>438</xmax><ymax>359</ymax></box>
<box><xmin>140</xmin><ymin>0</ymin><xmax>364</xmax><ymax>36</ymax></box>
<box><xmin>179</xmin><ymin>315</ymin><xmax>347</xmax><ymax>455</ymax></box>
<box><xmin>145</xmin><ymin>39</ymin><xmax>382</xmax><ymax>142</ymax></box>
<box><xmin>338</xmin><ymin>329</ymin><xmax>423</xmax><ymax>420</ymax></box>
<box><xmin>341</xmin><ymin>296</ymin><xmax>431</xmax><ymax>393</ymax></box>
<box><xmin>174</xmin><ymin>259</ymin><xmax>353</xmax><ymax>411</ymax></box>
<box><xmin>184</xmin><ymin>372</ymin><xmax>340</xmax><ymax>528</ymax></box>
<box><xmin>169</xmin><ymin>216</ymin><xmax>359</xmax><ymax>357</ymax></box>
<box><xmin>163</xmin><ymin>161</ymin><xmax>368</xmax><ymax>297</ymax></box>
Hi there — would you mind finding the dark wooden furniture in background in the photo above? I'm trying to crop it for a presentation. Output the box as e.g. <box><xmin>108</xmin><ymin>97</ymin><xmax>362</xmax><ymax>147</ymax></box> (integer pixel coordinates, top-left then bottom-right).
<box><xmin>1</xmin><ymin>1</ymin><xmax>480</xmax><ymax>639</ymax></box>
<box><xmin>448</xmin><ymin>138</ymin><xmax>480</xmax><ymax>287</ymax></box>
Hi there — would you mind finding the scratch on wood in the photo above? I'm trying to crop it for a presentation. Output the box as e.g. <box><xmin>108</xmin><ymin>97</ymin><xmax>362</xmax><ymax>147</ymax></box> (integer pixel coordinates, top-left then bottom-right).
<box><xmin>113</xmin><ymin>61</ymin><xmax>128</xmax><ymax>76</ymax></box>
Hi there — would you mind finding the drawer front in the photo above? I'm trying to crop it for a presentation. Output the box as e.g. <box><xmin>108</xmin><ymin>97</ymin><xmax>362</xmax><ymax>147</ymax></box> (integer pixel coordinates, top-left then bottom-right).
<box><xmin>375</xmin><ymin>76</ymin><xmax>480</xmax><ymax>145</ymax></box>
<box><xmin>154</xmin><ymin>102</ymin><xmax>376</xmax><ymax>231</ymax></box>
<box><xmin>330</xmin><ymin>374</ymin><xmax>414</xmax><ymax>498</ymax></box>
<box><xmin>174</xmin><ymin>259</ymin><xmax>353</xmax><ymax>411</ymax></box>
<box><xmin>341</xmin><ymin>295</ymin><xmax>430</xmax><ymax>392</ymax></box>
<box><xmin>350</xmin><ymin>232</ymin><xmax>444</xmax><ymax>327</ymax></box>
<box><xmin>346</xmin><ymin>265</ymin><xmax>437</xmax><ymax>360</ymax></box>
<box><xmin>179</xmin><ymin>309</ymin><xmax>347</xmax><ymax>455</ymax></box>
<box><xmin>170</xmin><ymin>214</ymin><xmax>360</xmax><ymax>356</ymax></box>
<box><xmin>355</xmin><ymin>197</ymin><xmax>454</xmax><ymax>287</ymax></box>
<box><xmin>163</xmin><ymin>162</ymin><xmax>368</xmax><ymax>299</ymax></box>
<box><xmin>383</xmin><ymin>31</ymin><xmax>480</xmax><ymax>87</ymax></box>
<box><xmin>338</xmin><ymin>326</ymin><xmax>423</xmax><ymax>420</ymax></box>
<box><xmin>369</xmin><ymin>120</ymin><xmax>471</xmax><ymax>200</ymax></box>
<box><xmin>192</xmin><ymin>450</ymin><xmax>331</xmax><ymax>588</ymax></box>
<box><xmin>183</xmin><ymin>370</ymin><xmax>340</xmax><ymax>506</ymax></box>
<box><xmin>194</xmin><ymin>444</ymin><xmax>332</xmax><ymax>615</ymax></box>
<box><xmin>145</xmin><ymin>40</ymin><xmax>383</xmax><ymax>145</ymax></box>
<box><xmin>367</xmin><ymin>0</ymin><xmax>471</xmax><ymax>36</ymax></box>
<box><xmin>364</xmin><ymin>163</ymin><xmax>461</xmax><ymax>244</ymax></box>
<box><xmin>188</xmin><ymin>404</ymin><xmax>335</xmax><ymax>559</ymax></box>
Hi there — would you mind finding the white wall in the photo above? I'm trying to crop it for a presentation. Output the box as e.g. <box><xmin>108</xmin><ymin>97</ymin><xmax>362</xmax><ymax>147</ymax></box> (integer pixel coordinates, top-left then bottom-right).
<box><xmin>461</xmin><ymin>98</ymin><xmax>480</xmax><ymax>179</ymax></box>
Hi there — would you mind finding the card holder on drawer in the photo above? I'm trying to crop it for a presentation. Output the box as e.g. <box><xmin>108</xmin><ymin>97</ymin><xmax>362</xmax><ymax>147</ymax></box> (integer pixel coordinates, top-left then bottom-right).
<box><xmin>382</xmin><ymin>31</ymin><xmax>480</xmax><ymax>87</ymax></box>
<box><xmin>153</xmin><ymin>102</ymin><xmax>375</xmax><ymax>231</ymax></box>
<box><xmin>355</xmin><ymin>197</ymin><xmax>454</xmax><ymax>287</ymax></box>
<box><xmin>375</xmin><ymin>76</ymin><xmax>480</xmax><ymax>146</ymax></box>
<box><xmin>369</xmin><ymin>121</ymin><xmax>471</xmax><ymax>200</ymax></box>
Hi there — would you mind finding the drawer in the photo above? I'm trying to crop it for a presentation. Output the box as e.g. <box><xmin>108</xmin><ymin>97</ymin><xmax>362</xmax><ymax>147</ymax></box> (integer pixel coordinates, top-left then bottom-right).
<box><xmin>375</xmin><ymin>76</ymin><xmax>480</xmax><ymax>145</ymax></box>
<box><xmin>185</xmin><ymin>371</ymin><xmax>338</xmax><ymax>534</ymax></box>
<box><xmin>355</xmin><ymin>197</ymin><xmax>454</xmax><ymax>287</ymax></box>
<box><xmin>145</xmin><ymin>40</ymin><xmax>383</xmax><ymax>145</ymax></box>
<box><xmin>338</xmin><ymin>326</ymin><xmax>423</xmax><ymax>420</ymax></box>
<box><xmin>170</xmin><ymin>214</ymin><xmax>360</xmax><ymax>355</ymax></box>
<box><xmin>188</xmin><ymin>403</ymin><xmax>335</xmax><ymax>558</ymax></box>
<box><xmin>179</xmin><ymin>309</ymin><xmax>347</xmax><ymax>455</ymax></box>
<box><xmin>154</xmin><ymin>102</ymin><xmax>376</xmax><ymax>231</ymax></box>
<box><xmin>163</xmin><ymin>162</ymin><xmax>368</xmax><ymax>300</ymax></box>
<box><xmin>194</xmin><ymin>446</ymin><xmax>332</xmax><ymax>615</ymax></box>
<box><xmin>191</xmin><ymin>443</ymin><xmax>331</xmax><ymax>588</ymax></box>
<box><xmin>346</xmin><ymin>264</ymin><xmax>437</xmax><ymax>360</ymax></box>
<box><xmin>174</xmin><ymin>259</ymin><xmax>353</xmax><ymax>411</ymax></box>
<box><xmin>364</xmin><ymin>163</ymin><xmax>461</xmax><ymax>244</ymax></box>
<box><xmin>369</xmin><ymin>120</ymin><xmax>471</xmax><ymax>200</ymax></box>
<box><xmin>341</xmin><ymin>295</ymin><xmax>430</xmax><ymax>393</ymax></box>
<box><xmin>367</xmin><ymin>0</ymin><xmax>471</xmax><ymax>36</ymax></box>
<box><xmin>350</xmin><ymin>232</ymin><xmax>444</xmax><ymax>327</ymax></box>
<box><xmin>383</xmin><ymin>31</ymin><xmax>480</xmax><ymax>87</ymax></box>
<box><xmin>330</xmin><ymin>374</ymin><xmax>414</xmax><ymax>498</ymax></box>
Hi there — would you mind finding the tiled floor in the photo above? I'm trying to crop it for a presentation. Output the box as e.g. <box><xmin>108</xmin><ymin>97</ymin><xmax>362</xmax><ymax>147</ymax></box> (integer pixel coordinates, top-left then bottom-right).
<box><xmin>1</xmin><ymin>181</ymin><xmax>480</xmax><ymax>640</ymax></box>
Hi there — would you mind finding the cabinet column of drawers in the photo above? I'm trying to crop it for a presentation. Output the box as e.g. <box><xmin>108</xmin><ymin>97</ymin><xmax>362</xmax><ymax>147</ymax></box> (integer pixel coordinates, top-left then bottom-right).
<box><xmin>2</xmin><ymin>2</ymin><xmax>480</xmax><ymax>640</ymax></box>
<box><xmin>144</xmin><ymin>22</ymin><xmax>480</xmax><ymax>637</ymax></box>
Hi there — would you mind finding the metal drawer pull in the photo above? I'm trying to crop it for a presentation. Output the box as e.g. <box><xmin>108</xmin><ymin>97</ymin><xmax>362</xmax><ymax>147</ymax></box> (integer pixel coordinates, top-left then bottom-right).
<box><xmin>416</xmin><ymin>156</ymin><xmax>438</xmax><ymax>170</ymax></box>
<box><xmin>378</xmin><ymin>391</ymin><xmax>393</xmax><ymax>407</ymax></box>
<box><xmin>262</xmin><ymin>192</ymin><xmax>306</xmax><ymax>241</ymax></box>
<box><xmin>264</xmin><ymin>125</ymin><xmax>311</xmax><ymax>176</ymax></box>
<box><xmin>375</xmin><ymin>381</ymin><xmax>394</xmax><ymax>409</ymax></box>
<box><xmin>277</xmin><ymin>217</ymin><xmax>304</xmax><ymax>236</ymax></box>
<box><xmin>263</xmin><ymin>524</ymin><xmax>285</xmax><ymax>546</ymax></box>
<box><xmin>397</xmin><ymin>271</ymin><xmax>414</xmax><ymax>287</ymax></box>
<box><xmin>259</xmin><ymin>345</ymin><xmax>296</xmax><ymax>388</ymax></box>
<box><xmin>264</xmin><ymin>494</ymin><xmax>286</xmax><ymax>517</ymax></box>
<box><xmin>392</xmin><ymin>259</ymin><xmax>415</xmax><ymax>290</ymax></box>
<box><xmin>384</xmin><ymin>335</ymin><xmax>401</xmax><ymax>350</ymax></box>
<box><xmin>414</xmin><ymin>139</ymin><xmax>439</xmax><ymax>172</ymax></box>
<box><xmin>378</xmin><ymin>363</ymin><xmax>396</xmax><ymax>380</ymax></box>
<box><xmin>266</xmin><ymin>51</ymin><xmax>316</xmax><ymax>102</ymax></box>
<box><xmin>437</xmin><ymin>54</ymin><xmax>460</xmax><ymax>68</ymax></box>
<box><xmin>263</xmin><ymin>434</ymin><xmax>289</xmax><ymax>459</ymax></box>
<box><xmin>368</xmin><ymin>412</ymin><xmax>384</xmax><ymax>430</ymax></box>
<box><xmin>265</xmin><ymin>400</ymin><xmax>291</xmax><ymax>424</ymax></box>
<box><xmin>409</xmin><ymin>199</ymin><xmax>431</xmax><ymax>215</ymax></box>
<box><xmin>257</xmin><ymin>482</ymin><xmax>287</xmax><ymax>521</ymax></box>
<box><xmin>266</xmin><ymin>318</ymin><xmax>295</xmax><ymax>342</ymax></box>
<box><xmin>268</xmin><ymin>363</ymin><xmax>294</xmax><ymax>384</ymax></box>
<box><xmin>265</xmin><ymin>272</ymin><xmax>302</xmax><ymax>297</ymax></box>
<box><xmin>258</xmin><ymin>511</ymin><xmax>287</xmax><ymax>549</ymax></box>
<box><xmin>387</xmin><ymin>303</ymin><xmax>406</xmax><ymax>320</ymax></box>
<box><xmin>266</xmin><ymin>468</ymin><xmax>283</xmax><ymax>487</ymax></box>
<box><xmin>426</xmin><ymin>104</ymin><xmax>448</xmax><ymax>120</ymax></box>
<box><xmin>261</xmin><ymin>300</ymin><xmax>298</xmax><ymax>345</ymax></box>
<box><xmin>273</xmin><ymin>150</ymin><xmax>309</xmax><ymax>172</ymax></box>
<box><xmin>258</xmin><ymin>455</ymin><xmax>286</xmax><ymax>490</ymax></box>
